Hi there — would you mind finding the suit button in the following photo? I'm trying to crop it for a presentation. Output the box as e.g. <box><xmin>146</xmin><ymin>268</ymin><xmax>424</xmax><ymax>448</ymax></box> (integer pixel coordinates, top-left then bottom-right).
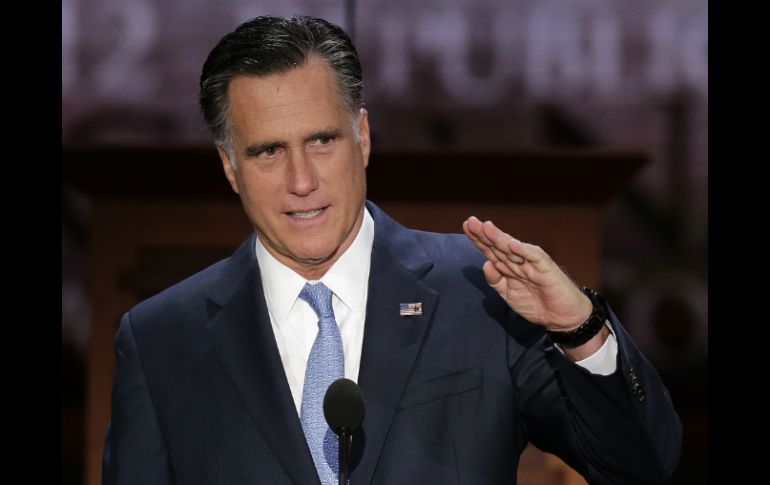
<box><xmin>628</xmin><ymin>367</ymin><xmax>644</xmax><ymax>402</ymax></box>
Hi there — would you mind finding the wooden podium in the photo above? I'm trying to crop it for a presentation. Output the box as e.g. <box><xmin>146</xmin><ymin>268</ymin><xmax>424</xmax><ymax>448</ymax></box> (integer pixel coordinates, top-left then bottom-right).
<box><xmin>64</xmin><ymin>146</ymin><xmax>645</xmax><ymax>485</ymax></box>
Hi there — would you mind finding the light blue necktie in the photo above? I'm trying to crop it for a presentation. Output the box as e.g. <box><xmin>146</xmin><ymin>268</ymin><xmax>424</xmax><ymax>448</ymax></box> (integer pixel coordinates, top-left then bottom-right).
<box><xmin>299</xmin><ymin>282</ymin><xmax>344</xmax><ymax>485</ymax></box>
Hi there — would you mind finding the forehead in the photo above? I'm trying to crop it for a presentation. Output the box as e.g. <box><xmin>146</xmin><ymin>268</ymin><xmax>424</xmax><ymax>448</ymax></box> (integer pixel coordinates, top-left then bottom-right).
<box><xmin>226</xmin><ymin>58</ymin><xmax>348</xmax><ymax>140</ymax></box>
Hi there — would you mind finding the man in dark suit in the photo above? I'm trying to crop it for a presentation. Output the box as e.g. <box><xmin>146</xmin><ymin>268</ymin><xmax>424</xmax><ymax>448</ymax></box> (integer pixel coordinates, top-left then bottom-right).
<box><xmin>102</xmin><ymin>16</ymin><xmax>681</xmax><ymax>485</ymax></box>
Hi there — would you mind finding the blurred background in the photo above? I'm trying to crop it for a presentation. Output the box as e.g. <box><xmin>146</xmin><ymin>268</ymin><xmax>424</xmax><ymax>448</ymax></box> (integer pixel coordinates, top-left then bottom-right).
<box><xmin>62</xmin><ymin>1</ymin><xmax>707</xmax><ymax>484</ymax></box>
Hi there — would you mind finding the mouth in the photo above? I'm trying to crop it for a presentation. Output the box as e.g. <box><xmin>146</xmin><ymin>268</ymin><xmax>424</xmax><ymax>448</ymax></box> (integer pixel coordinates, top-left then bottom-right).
<box><xmin>286</xmin><ymin>206</ymin><xmax>328</xmax><ymax>219</ymax></box>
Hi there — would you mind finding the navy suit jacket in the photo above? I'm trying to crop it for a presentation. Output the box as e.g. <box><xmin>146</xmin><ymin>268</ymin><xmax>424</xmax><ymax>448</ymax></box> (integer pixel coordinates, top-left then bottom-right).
<box><xmin>102</xmin><ymin>202</ymin><xmax>681</xmax><ymax>484</ymax></box>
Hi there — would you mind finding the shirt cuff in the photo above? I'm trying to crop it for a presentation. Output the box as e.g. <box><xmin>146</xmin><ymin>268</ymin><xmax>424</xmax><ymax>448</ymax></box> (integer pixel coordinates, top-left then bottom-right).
<box><xmin>555</xmin><ymin>320</ymin><xmax>618</xmax><ymax>376</ymax></box>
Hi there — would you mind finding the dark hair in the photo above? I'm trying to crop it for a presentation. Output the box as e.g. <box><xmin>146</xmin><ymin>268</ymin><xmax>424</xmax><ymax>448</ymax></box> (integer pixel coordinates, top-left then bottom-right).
<box><xmin>199</xmin><ymin>16</ymin><xmax>364</xmax><ymax>150</ymax></box>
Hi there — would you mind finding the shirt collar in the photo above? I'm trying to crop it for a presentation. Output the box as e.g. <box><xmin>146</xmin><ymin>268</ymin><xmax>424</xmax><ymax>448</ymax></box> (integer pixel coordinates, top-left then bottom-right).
<box><xmin>255</xmin><ymin>208</ymin><xmax>375</xmax><ymax>328</ymax></box>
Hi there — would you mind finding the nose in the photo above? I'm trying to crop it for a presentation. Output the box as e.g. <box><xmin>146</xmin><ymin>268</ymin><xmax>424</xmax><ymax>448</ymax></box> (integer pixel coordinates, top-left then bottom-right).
<box><xmin>285</xmin><ymin>149</ymin><xmax>319</xmax><ymax>196</ymax></box>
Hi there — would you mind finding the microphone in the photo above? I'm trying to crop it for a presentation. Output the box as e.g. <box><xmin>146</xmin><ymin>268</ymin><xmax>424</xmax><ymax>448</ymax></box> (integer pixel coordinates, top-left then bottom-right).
<box><xmin>324</xmin><ymin>378</ymin><xmax>365</xmax><ymax>485</ymax></box>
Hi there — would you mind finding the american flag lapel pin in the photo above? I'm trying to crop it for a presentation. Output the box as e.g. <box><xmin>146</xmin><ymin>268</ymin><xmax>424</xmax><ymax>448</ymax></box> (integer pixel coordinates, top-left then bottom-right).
<box><xmin>399</xmin><ymin>302</ymin><xmax>423</xmax><ymax>316</ymax></box>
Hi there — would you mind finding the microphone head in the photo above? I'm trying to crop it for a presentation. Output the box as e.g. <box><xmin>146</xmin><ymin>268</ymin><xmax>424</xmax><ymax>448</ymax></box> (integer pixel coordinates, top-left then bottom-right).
<box><xmin>323</xmin><ymin>378</ymin><xmax>366</xmax><ymax>435</ymax></box>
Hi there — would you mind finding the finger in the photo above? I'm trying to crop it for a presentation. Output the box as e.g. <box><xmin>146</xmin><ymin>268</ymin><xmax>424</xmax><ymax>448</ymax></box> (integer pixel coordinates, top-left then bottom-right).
<box><xmin>473</xmin><ymin>219</ymin><xmax>503</xmax><ymax>253</ymax></box>
<box><xmin>482</xmin><ymin>260</ymin><xmax>505</xmax><ymax>289</ymax></box>
<box><xmin>491</xmin><ymin>257</ymin><xmax>526</xmax><ymax>280</ymax></box>
<box><xmin>463</xmin><ymin>217</ymin><xmax>531</xmax><ymax>281</ymax></box>
<box><xmin>463</xmin><ymin>216</ymin><xmax>494</xmax><ymax>248</ymax></box>
<box><xmin>469</xmin><ymin>219</ymin><xmax>529</xmax><ymax>271</ymax></box>
<box><xmin>509</xmin><ymin>240</ymin><xmax>548</xmax><ymax>268</ymax></box>
<box><xmin>463</xmin><ymin>217</ymin><xmax>502</xmax><ymax>264</ymax></box>
<box><xmin>490</xmin><ymin>244</ymin><xmax>525</xmax><ymax>266</ymax></box>
<box><xmin>468</xmin><ymin>218</ymin><xmax>547</xmax><ymax>274</ymax></box>
<box><xmin>463</xmin><ymin>216</ymin><xmax>484</xmax><ymax>236</ymax></box>
<box><xmin>462</xmin><ymin>217</ymin><xmax>483</xmax><ymax>245</ymax></box>
<box><xmin>482</xmin><ymin>220</ymin><xmax>550</xmax><ymax>270</ymax></box>
<box><xmin>480</xmin><ymin>220</ymin><xmax>527</xmax><ymax>264</ymax></box>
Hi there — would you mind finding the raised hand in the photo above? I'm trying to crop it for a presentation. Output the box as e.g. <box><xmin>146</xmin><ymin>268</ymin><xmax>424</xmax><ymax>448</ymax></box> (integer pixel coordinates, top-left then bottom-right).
<box><xmin>462</xmin><ymin>216</ymin><xmax>592</xmax><ymax>332</ymax></box>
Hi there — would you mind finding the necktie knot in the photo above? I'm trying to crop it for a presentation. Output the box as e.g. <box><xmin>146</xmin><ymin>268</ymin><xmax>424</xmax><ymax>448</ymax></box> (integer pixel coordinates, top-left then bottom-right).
<box><xmin>299</xmin><ymin>282</ymin><xmax>335</xmax><ymax>320</ymax></box>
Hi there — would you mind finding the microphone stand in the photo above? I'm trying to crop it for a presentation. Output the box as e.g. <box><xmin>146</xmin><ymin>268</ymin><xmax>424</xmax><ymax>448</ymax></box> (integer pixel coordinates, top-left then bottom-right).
<box><xmin>338</xmin><ymin>427</ymin><xmax>352</xmax><ymax>485</ymax></box>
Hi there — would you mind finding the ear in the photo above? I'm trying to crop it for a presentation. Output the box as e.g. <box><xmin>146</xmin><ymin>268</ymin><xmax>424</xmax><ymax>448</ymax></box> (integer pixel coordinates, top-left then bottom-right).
<box><xmin>357</xmin><ymin>108</ymin><xmax>371</xmax><ymax>168</ymax></box>
<box><xmin>216</xmin><ymin>145</ymin><xmax>240</xmax><ymax>194</ymax></box>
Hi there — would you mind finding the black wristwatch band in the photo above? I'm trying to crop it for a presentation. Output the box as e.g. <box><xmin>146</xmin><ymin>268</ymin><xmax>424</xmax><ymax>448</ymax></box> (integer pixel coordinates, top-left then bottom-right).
<box><xmin>546</xmin><ymin>287</ymin><xmax>608</xmax><ymax>348</ymax></box>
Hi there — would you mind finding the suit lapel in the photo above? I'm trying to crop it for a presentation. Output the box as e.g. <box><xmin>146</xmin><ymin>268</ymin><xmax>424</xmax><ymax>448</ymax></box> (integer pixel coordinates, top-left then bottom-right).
<box><xmin>352</xmin><ymin>203</ymin><xmax>439</xmax><ymax>484</ymax></box>
<box><xmin>204</xmin><ymin>235</ymin><xmax>320</xmax><ymax>485</ymax></box>
<box><xmin>201</xmin><ymin>204</ymin><xmax>440</xmax><ymax>485</ymax></box>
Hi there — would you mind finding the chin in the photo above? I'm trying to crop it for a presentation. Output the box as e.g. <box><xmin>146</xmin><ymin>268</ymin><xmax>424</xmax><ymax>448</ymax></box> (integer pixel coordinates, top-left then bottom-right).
<box><xmin>291</xmin><ymin>244</ymin><xmax>336</xmax><ymax>265</ymax></box>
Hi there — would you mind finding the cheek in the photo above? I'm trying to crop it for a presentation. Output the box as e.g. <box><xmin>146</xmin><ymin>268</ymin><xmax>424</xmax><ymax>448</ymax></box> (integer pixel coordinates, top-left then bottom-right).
<box><xmin>352</xmin><ymin>160</ymin><xmax>367</xmax><ymax>194</ymax></box>
<box><xmin>341</xmin><ymin>150</ymin><xmax>366</xmax><ymax>184</ymax></box>
<box><xmin>239</xmin><ymin>177</ymin><xmax>279</xmax><ymax>219</ymax></box>
<box><xmin>241</xmin><ymin>171</ymin><xmax>278</xmax><ymax>199</ymax></box>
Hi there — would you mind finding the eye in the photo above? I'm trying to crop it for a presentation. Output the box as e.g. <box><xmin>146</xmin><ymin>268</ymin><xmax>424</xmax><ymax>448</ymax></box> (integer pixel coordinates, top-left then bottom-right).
<box><xmin>257</xmin><ymin>146</ymin><xmax>283</xmax><ymax>160</ymax></box>
<box><xmin>311</xmin><ymin>136</ymin><xmax>334</xmax><ymax>147</ymax></box>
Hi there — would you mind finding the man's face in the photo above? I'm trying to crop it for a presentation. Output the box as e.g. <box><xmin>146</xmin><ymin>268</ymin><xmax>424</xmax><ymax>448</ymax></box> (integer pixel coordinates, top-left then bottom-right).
<box><xmin>218</xmin><ymin>57</ymin><xmax>370</xmax><ymax>279</ymax></box>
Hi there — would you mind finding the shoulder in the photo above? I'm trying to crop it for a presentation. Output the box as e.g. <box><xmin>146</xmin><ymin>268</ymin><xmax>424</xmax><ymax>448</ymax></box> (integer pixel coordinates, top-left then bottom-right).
<box><xmin>406</xmin><ymin>228</ymin><xmax>494</xmax><ymax>299</ymax></box>
<box><xmin>125</xmin><ymin>235</ymin><xmax>256</xmax><ymax>337</ymax></box>
<box><xmin>123</xmin><ymin>259</ymin><xmax>225</xmax><ymax>337</ymax></box>
<box><xmin>412</xmin><ymin>230</ymin><xmax>485</xmax><ymax>268</ymax></box>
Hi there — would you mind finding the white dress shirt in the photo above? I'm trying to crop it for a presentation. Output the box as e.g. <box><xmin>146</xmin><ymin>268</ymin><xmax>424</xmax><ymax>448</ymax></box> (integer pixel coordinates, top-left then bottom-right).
<box><xmin>255</xmin><ymin>208</ymin><xmax>618</xmax><ymax>414</ymax></box>
<box><xmin>255</xmin><ymin>209</ymin><xmax>374</xmax><ymax>414</ymax></box>
<box><xmin>559</xmin><ymin>322</ymin><xmax>618</xmax><ymax>376</ymax></box>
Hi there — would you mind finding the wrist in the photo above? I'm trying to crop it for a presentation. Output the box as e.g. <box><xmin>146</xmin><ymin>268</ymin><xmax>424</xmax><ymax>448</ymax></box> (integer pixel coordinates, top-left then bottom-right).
<box><xmin>546</xmin><ymin>287</ymin><xmax>608</xmax><ymax>349</ymax></box>
<box><xmin>561</xmin><ymin>292</ymin><xmax>594</xmax><ymax>332</ymax></box>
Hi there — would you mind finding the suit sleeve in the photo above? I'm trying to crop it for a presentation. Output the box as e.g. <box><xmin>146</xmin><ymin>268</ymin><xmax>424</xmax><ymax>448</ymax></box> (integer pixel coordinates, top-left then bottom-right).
<box><xmin>102</xmin><ymin>312</ymin><xmax>175</xmax><ymax>485</ymax></box>
<box><xmin>511</xmin><ymin>305</ymin><xmax>682</xmax><ymax>484</ymax></box>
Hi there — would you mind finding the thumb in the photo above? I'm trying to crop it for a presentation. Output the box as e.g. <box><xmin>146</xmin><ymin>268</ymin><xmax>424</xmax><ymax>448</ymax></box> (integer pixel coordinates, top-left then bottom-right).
<box><xmin>482</xmin><ymin>261</ymin><xmax>506</xmax><ymax>291</ymax></box>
